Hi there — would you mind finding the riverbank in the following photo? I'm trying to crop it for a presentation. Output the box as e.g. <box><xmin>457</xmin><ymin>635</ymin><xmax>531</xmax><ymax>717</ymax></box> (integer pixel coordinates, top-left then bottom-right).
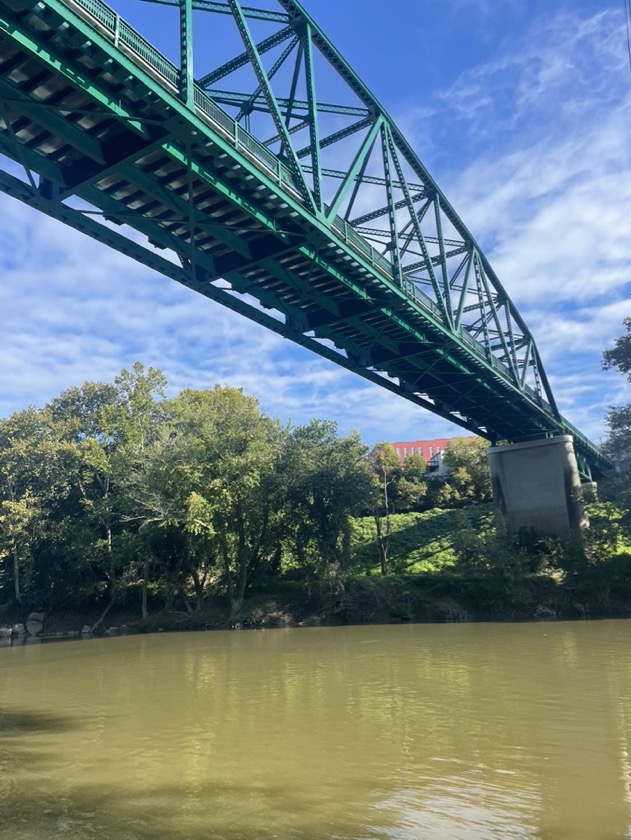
<box><xmin>2</xmin><ymin>570</ymin><xmax>630</xmax><ymax>643</ymax></box>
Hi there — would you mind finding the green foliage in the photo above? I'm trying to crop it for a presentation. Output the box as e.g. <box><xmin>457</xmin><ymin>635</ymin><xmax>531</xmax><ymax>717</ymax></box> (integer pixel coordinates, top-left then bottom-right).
<box><xmin>451</xmin><ymin>517</ymin><xmax>563</xmax><ymax>578</ymax></box>
<box><xmin>284</xmin><ymin>420</ymin><xmax>372</xmax><ymax>587</ymax></box>
<box><xmin>397</xmin><ymin>453</ymin><xmax>428</xmax><ymax>512</ymax></box>
<box><xmin>597</xmin><ymin>472</ymin><xmax>631</xmax><ymax>535</ymax></box>
<box><xmin>440</xmin><ymin>437</ymin><xmax>492</xmax><ymax>506</ymax></box>
<box><xmin>601</xmin><ymin>406</ymin><xmax>631</xmax><ymax>461</ymax></box>
<box><xmin>370</xmin><ymin>442</ymin><xmax>400</xmax><ymax>486</ymax></box>
<box><xmin>0</xmin><ymin>371</ymin><xmax>384</xmax><ymax>617</ymax></box>
<box><xmin>584</xmin><ymin>502</ymin><xmax>631</xmax><ymax>559</ymax></box>
<box><xmin>603</xmin><ymin>317</ymin><xmax>631</xmax><ymax>381</ymax></box>
<box><xmin>556</xmin><ymin>499</ymin><xmax>631</xmax><ymax>610</ymax></box>
<box><xmin>0</xmin><ymin>406</ymin><xmax>75</xmax><ymax>605</ymax></box>
<box><xmin>351</xmin><ymin>507</ymin><xmax>492</xmax><ymax>574</ymax></box>
<box><xmin>131</xmin><ymin>385</ymin><xmax>288</xmax><ymax>616</ymax></box>
<box><xmin>3</xmin><ymin>355</ymin><xmax>631</xmax><ymax>624</ymax></box>
<box><xmin>602</xmin><ymin>318</ymin><xmax>631</xmax><ymax>460</ymax></box>
<box><xmin>402</xmin><ymin>452</ymin><xmax>427</xmax><ymax>480</ymax></box>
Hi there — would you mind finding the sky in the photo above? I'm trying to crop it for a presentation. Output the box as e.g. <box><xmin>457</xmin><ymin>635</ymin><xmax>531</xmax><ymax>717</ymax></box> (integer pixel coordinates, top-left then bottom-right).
<box><xmin>0</xmin><ymin>0</ymin><xmax>630</xmax><ymax>447</ymax></box>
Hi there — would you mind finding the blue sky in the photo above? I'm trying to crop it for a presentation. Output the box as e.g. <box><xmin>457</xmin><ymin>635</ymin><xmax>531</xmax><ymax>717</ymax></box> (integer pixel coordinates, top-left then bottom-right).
<box><xmin>0</xmin><ymin>0</ymin><xmax>630</xmax><ymax>447</ymax></box>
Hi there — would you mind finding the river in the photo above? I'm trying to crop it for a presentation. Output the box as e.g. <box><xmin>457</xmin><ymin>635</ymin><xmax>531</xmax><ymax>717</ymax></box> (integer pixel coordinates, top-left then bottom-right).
<box><xmin>1</xmin><ymin>620</ymin><xmax>630</xmax><ymax>839</ymax></box>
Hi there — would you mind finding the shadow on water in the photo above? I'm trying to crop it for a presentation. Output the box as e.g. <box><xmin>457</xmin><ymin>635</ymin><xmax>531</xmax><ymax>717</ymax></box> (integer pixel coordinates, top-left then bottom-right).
<box><xmin>0</xmin><ymin>707</ymin><xmax>81</xmax><ymax>735</ymax></box>
<box><xmin>0</xmin><ymin>782</ymin><xmax>375</xmax><ymax>840</ymax></box>
<box><xmin>0</xmin><ymin>707</ymin><xmax>87</xmax><ymax>785</ymax></box>
<box><xmin>0</xmin><ymin>708</ymin><xmax>388</xmax><ymax>839</ymax></box>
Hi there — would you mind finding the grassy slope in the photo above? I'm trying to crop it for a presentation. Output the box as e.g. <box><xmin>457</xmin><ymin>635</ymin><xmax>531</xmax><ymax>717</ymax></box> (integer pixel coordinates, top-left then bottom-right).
<box><xmin>350</xmin><ymin>505</ymin><xmax>493</xmax><ymax>574</ymax></box>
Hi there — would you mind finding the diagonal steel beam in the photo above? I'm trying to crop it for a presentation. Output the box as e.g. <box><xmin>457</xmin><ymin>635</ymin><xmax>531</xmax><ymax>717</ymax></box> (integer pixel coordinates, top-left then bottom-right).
<box><xmin>402</xmin><ymin>245</ymin><xmax>469</xmax><ymax>276</ymax></box>
<box><xmin>235</xmin><ymin>35</ymin><xmax>299</xmax><ymax>123</ymax></box>
<box><xmin>205</xmin><ymin>90</ymin><xmax>369</xmax><ymax>117</ymax></box>
<box><xmin>349</xmin><ymin>191</ymin><xmax>426</xmax><ymax>228</ymax></box>
<box><xmin>386</xmin><ymin>130</ymin><xmax>450</xmax><ymax>325</ymax></box>
<box><xmin>226</xmin><ymin>0</ymin><xmax>312</xmax><ymax>206</ymax></box>
<box><xmin>140</xmin><ymin>0</ymin><xmax>290</xmax><ymax>23</ymax></box>
<box><xmin>296</xmin><ymin>117</ymin><xmax>372</xmax><ymax>160</ymax></box>
<box><xmin>302</xmin><ymin>22</ymin><xmax>321</xmax><ymax>213</ymax></box>
<box><xmin>433</xmin><ymin>194</ymin><xmax>453</xmax><ymax>321</ymax></box>
<box><xmin>198</xmin><ymin>26</ymin><xmax>294</xmax><ymax>87</ymax></box>
<box><xmin>325</xmin><ymin>117</ymin><xmax>382</xmax><ymax>223</ymax></box>
<box><xmin>263</xmin><ymin>116</ymin><xmax>309</xmax><ymax>147</ymax></box>
<box><xmin>302</xmin><ymin>165</ymin><xmax>424</xmax><ymax>192</ymax></box>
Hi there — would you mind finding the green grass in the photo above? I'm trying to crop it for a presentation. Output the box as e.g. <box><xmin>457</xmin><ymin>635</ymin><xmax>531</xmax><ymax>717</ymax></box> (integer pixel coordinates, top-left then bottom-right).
<box><xmin>351</xmin><ymin>505</ymin><xmax>493</xmax><ymax>573</ymax></box>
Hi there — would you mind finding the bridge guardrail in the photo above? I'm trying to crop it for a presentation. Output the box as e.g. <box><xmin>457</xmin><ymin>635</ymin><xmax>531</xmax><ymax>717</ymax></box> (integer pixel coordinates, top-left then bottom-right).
<box><xmin>118</xmin><ymin>19</ymin><xmax>179</xmax><ymax>86</ymax></box>
<box><xmin>194</xmin><ymin>87</ymin><xmax>235</xmax><ymax>138</ymax></box>
<box><xmin>75</xmin><ymin>0</ymin><xmax>113</xmax><ymax>30</ymax></box>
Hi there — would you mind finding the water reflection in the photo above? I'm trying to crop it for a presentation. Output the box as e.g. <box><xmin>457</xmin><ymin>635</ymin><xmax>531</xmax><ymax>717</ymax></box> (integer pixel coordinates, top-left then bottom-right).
<box><xmin>0</xmin><ymin>636</ymin><xmax>41</xmax><ymax>648</ymax></box>
<box><xmin>1</xmin><ymin>622</ymin><xmax>630</xmax><ymax>838</ymax></box>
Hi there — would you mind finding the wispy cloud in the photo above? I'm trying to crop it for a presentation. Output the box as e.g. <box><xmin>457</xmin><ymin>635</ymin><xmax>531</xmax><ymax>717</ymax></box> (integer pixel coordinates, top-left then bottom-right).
<box><xmin>0</xmin><ymin>2</ymin><xmax>628</xmax><ymax>452</ymax></box>
<box><xmin>1</xmin><ymin>193</ymin><xmax>448</xmax><ymax>443</ymax></box>
<box><xmin>401</xmin><ymin>5</ymin><xmax>631</xmax><ymax>441</ymax></box>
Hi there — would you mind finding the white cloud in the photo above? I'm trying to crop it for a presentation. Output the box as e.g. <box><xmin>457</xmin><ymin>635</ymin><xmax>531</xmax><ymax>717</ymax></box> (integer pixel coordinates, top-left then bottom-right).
<box><xmin>0</xmin><ymin>193</ymin><xmax>459</xmax><ymax>444</ymax></box>
<box><xmin>1</xmin><ymin>2</ymin><xmax>628</xmax><ymax>453</ymax></box>
<box><xmin>408</xmin><ymin>5</ymin><xmax>631</xmax><ymax>442</ymax></box>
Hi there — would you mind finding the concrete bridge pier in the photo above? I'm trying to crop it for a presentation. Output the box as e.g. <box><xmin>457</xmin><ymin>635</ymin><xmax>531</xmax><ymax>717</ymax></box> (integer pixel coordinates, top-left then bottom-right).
<box><xmin>487</xmin><ymin>436</ymin><xmax>588</xmax><ymax>538</ymax></box>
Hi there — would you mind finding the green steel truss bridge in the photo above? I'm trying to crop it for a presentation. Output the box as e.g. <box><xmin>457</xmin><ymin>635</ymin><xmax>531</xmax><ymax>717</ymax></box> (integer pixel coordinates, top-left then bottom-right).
<box><xmin>0</xmin><ymin>0</ymin><xmax>610</xmax><ymax>477</ymax></box>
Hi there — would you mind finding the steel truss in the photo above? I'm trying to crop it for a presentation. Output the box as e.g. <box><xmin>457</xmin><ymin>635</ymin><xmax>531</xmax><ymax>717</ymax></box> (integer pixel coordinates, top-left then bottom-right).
<box><xmin>0</xmin><ymin>0</ymin><xmax>610</xmax><ymax>477</ymax></box>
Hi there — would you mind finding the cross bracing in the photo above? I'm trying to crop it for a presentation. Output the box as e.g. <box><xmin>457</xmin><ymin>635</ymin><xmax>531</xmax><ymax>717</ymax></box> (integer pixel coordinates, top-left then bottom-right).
<box><xmin>0</xmin><ymin>0</ymin><xmax>610</xmax><ymax>478</ymax></box>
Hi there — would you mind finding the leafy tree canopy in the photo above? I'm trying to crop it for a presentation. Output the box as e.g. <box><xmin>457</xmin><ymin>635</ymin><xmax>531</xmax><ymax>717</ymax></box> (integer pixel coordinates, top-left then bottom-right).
<box><xmin>602</xmin><ymin>319</ymin><xmax>631</xmax><ymax>460</ymax></box>
<box><xmin>603</xmin><ymin>317</ymin><xmax>631</xmax><ymax>382</ymax></box>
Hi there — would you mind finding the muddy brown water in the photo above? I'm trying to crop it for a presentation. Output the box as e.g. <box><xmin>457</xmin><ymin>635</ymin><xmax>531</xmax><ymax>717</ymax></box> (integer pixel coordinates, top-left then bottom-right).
<box><xmin>1</xmin><ymin>620</ymin><xmax>630</xmax><ymax>839</ymax></box>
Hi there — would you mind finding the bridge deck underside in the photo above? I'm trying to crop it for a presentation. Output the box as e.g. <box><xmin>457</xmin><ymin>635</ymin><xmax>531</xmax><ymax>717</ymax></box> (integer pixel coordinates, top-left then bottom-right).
<box><xmin>0</xmin><ymin>0</ymin><xmax>609</xmax><ymax>476</ymax></box>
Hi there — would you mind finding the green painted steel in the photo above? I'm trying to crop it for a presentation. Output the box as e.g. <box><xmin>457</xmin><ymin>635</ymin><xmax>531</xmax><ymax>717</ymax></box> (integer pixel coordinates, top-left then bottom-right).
<box><xmin>0</xmin><ymin>0</ymin><xmax>610</xmax><ymax>478</ymax></box>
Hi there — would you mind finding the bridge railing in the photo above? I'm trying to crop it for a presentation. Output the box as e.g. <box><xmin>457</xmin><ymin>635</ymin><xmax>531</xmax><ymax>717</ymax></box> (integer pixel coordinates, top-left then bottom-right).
<box><xmin>118</xmin><ymin>19</ymin><xmax>180</xmax><ymax>86</ymax></box>
<box><xmin>63</xmin><ymin>0</ymin><xmax>541</xmax><ymax>399</ymax></box>
<box><xmin>330</xmin><ymin>216</ymin><xmax>450</xmax><ymax>322</ymax></box>
<box><xmin>194</xmin><ymin>87</ymin><xmax>235</xmax><ymax>136</ymax></box>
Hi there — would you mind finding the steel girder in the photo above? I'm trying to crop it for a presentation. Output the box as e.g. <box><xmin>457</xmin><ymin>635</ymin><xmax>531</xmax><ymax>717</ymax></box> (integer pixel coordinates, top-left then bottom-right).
<box><xmin>0</xmin><ymin>0</ymin><xmax>611</xmax><ymax>477</ymax></box>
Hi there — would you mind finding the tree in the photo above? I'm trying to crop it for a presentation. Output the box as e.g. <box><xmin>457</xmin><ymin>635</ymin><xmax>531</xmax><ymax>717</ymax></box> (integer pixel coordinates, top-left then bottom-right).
<box><xmin>602</xmin><ymin>406</ymin><xmax>631</xmax><ymax>462</ymax></box>
<box><xmin>284</xmin><ymin>421</ymin><xmax>372</xmax><ymax>586</ymax></box>
<box><xmin>603</xmin><ymin>317</ymin><xmax>631</xmax><ymax>382</ymax></box>
<box><xmin>0</xmin><ymin>407</ymin><xmax>73</xmax><ymax>606</ymax></box>
<box><xmin>145</xmin><ymin>386</ymin><xmax>287</xmax><ymax>618</ymax></box>
<box><xmin>369</xmin><ymin>443</ymin><xmax>401</xmax><ymax>574</ymax></box>
<box><xmin>602</xmin><ymin>319</ymin><xmax>631</xmax><ymax>460</ymax></box>
<box><xmin>47</xmin><ymin>365</ymin><xmax>168</xmax><ymax>628</ymax></box>
<box><xmin>124</xmin><ymin>410</ymin><xmax>227</xmax><ymax>616</ymax></box>
<box><xmin>397</xmin><ymin>452</ymin><xmax>428</xmax><ymax>512</ymax></box>
<box><xmin>439</xmin><ymin>437</ymin><xmax>491</xmax><ymax>507</ymax></box>
<box><xmin>123</xmin><ymin>423</ymin><xmax>194</xmax><ymax>614</ymax></box>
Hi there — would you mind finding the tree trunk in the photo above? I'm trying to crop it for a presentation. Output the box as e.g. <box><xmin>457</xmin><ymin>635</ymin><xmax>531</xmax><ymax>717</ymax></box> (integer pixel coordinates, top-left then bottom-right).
<box><xmin>229</xmin><ymin>504</ymin><xmax>250</xmax><ymax>619</ymax></box>
<box><xmin>164</xmin><ymin>554</ymin><xmax>185</xmax><ymax>610</ymax></box>
<box><xmin>91</xmin><ymin>579</ymin><xmax>118</xmax><ymax>633</ymax></box>
<box><xmin>220</xmin><ymin>536</ymin><xmax>240</xmax><ymax>619</ymax></box>
<box><xmin>141</xmin><ymin>557</ymin><xmax>149</xmax><ymax>619</ymax></box>
<box><xmin>182</xmin><ymin>591</ymin><xmax>194</xmax><ymax>615</ymax></box>
<box><xmin>190</xmin><ymin>569</ymin><xmax>205</xmax><ymax>613</ymax></box>
<box><xmin>374</xmin><ymin>512</ymin><xmax>389</xmax><ymax>575</ymax></box>
<box><xmin>229</xmin><ymin>595</ymin><xmax>244</xmax><ymax>619</ymax></box>
<box><xmin>228</xmin><ymin>545</ymin><xmax>249</xmax><ymax>620</ymax></box>
<box><xmin>375</xmin><ymin>472</ymin><xmax>392</xmax><ymax>575</ymax></box>
<box><xmin>13</xmin><ymin>549</ymin><xmax>22</xmax><ymax>605</ymax></box>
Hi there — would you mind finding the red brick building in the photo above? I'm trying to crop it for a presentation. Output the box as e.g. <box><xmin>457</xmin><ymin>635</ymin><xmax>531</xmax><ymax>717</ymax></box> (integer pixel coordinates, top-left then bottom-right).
<box><xmin>390</xmin><ymin>436</ymin><xmax>475</xmax><ymax>467</ymax></box>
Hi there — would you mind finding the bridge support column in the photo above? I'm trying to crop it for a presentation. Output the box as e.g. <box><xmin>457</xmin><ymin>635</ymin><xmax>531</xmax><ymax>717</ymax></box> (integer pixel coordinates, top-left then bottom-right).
<box><xmin>487</xmin><ymin>436</ymin><xmax>588</xmax><ymax>538</ymax></box>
